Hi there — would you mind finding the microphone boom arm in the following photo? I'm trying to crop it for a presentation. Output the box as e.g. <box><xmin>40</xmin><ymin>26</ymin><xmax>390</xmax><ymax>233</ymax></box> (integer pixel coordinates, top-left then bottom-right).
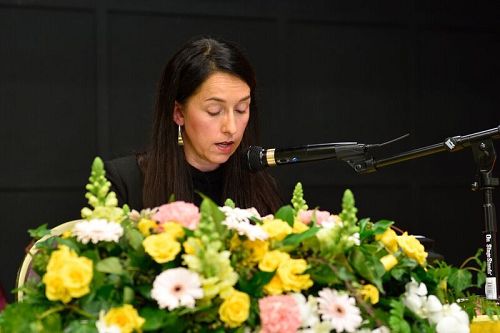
<box><xmin>350</xmin><ymin>125</ymin><xmax>500</xmax><ymax>174</ymax></box>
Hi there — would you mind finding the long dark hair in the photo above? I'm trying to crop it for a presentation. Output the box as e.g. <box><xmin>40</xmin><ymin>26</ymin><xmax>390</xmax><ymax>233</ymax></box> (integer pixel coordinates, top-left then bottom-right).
<box><xmin>140</xmin><ymin>37</ymin><xmax>282</xmax><ymax>214</ymax></box>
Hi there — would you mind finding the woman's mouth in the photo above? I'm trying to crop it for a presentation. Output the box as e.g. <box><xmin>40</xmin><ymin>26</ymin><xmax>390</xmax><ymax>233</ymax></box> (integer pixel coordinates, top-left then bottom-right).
<box><xmin>215</xmin><ymin>141</ymin><xmax>234</xmax><ymax>153</ymax></box>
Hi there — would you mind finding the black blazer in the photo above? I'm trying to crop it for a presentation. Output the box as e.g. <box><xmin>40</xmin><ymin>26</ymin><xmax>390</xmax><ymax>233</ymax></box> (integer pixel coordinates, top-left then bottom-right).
<box><xmin>104</xmin><ymin>155</ymin><xmax>144</xmax><ymax>211</ymax></box>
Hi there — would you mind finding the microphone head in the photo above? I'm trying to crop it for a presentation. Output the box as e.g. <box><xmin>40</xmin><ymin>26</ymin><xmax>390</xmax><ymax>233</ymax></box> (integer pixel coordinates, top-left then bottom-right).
<box><xmin>245</xmin><ymin>145</ymin><xmax>266</xmax><ymax>172</ymax></box>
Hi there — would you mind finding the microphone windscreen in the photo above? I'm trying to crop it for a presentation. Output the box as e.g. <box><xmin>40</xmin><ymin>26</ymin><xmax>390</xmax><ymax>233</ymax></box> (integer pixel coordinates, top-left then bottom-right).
<box><xmin>245</xmin><ymin>146</ymin><xmax>265</xmax><ymax>172</ymax></box>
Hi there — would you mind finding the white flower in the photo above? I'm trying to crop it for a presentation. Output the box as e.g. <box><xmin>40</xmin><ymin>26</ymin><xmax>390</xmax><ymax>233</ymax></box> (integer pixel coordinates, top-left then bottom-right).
<box><xmin>424</xmin><ymin>295</ymin><xmax>443</xmax><ymax>321</ymax></box>
<box><xmin>96</xmin><ymin>311</ymin><xmax>121</xmax><ymax>333</ymax></box>
<box><xmin>151</xmin><ymin>267</ymin><xmax>203</xmax><ymax>310</ymax></box>
<box><xmin>433</xmin><ymin>303</ymin><xmax>469</xmax><ymax>333</ymax></box>
<box><xmin>220</xmin><ymin>206</ymin><xmax>268</xmax><ymax>241</ymax></box>
<box><xmin>72</xmin><ymin>219</ymin><xmax>124</xmax><ymax>244</ymax></box>
<box><xmin>348</xmin><ymin>232</ymin><xmax>360</xmax><ymax>246</ymax></box>
<box><xmin>402</xmin><ymin>279</ymin><xmax>428</xmax><ymax>317</ymax></box>
<box><xmin>318</xmin><ymin>215</ymin><xmax>343</xmax><ymax>229</ymax></box>
<box><xmin>317</xmin><ymin>288</ymin><xmax>362</xmax><ymax>333</ymax></box>
<box><xmin>291</xmin><ymin>293</ymin><xmax>321</xmax><ymax>330</ymax></box>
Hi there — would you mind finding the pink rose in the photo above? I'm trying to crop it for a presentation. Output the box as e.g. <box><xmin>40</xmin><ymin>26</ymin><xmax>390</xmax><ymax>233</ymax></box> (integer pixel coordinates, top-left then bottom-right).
<box><xmin>153</xmin><ymin>201</ymin><xmax>200</xmax><ymax>230</ymax></box>
<box><xmin>298</xmin><ymin>210</ymin><xmax>332</xmax><ymax>225</ymax></box>
<box><xmin>259</xmin><ymin>295</ymin><xmax>301</xmax><ymax>333</ymax></box>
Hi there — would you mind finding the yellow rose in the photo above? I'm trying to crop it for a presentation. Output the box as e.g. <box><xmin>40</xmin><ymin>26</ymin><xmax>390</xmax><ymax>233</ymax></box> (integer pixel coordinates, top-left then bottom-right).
<box><xmin>263</xmin><ymin>275</ymin><xmax>284</xmax><ymax>295</ymax></box>
<box><xmin>258</xmin><ymin>250</ymin><xmax>290</xmax><ymax>272</ymax></box>
<box><xmin>375</xmin><ymin>228</ymin><xmax>399</xmax><ymax>253</ymax></box>
<box><xmin>46</xmin><ymin>246</ymin><xmax>75</xmax><ymax>272</ymax></box>
<box><xmin>243</xmin><ymin>239</ymin><xmax>269</xmax><ymax>263</ymax></box>
<box><xmin>104</xmin><ymin>304</ymin><xmax>145</xmax><ymax>333</ymax></box>
<box><xmin>380</xmin><ymin>254</ymin><xmax>398</xmax><ymax>271</ymax></box>
<box><xmin>43</xmin><ymin>273</ymin><xmax>71</xmax><ymax>303</ymax></box>
<box><xmin>143</xmin><ymin>233</ymin><xmax>180</xmax><ymax>263</ymax></box>
<box><xmin>292</xmin><ymin>220</ymin><xmax>309</xmax><ymax>233</ymax></box>
<box><xmin>42</xmin><ymin>246</ymin><xmax>93</xmax><ymax>303</ymax></box>
<box><xmin>219</xmin><ymin>290</ymin><xmax>250</xmax><ymax>328</ymax></box>
<box><xmin>262</xmin><ymin>219</ymin><xmax>292</xmax><ymax>241</ymax></box>
<box><xmin>161</xmin><ymin>222</ymin><xmax>185</xmax><ymax>240</ymax></box>
<box><xmin>277</xmin><ymin>258</ymin><xmax>313</xmax><ymax>292</ymax></box>
<box><xmin>397</xmin><ymin>232</ymin><xmax>427</xmax><ymax>266</ymax></box>
<box><xmin>60</xmin><ymin>256</ymin><xmax>93</xmax><ymax>298</ymax></box>
<box><xmin>360</xmin><ymin>284</ymin><xmax>379</xmax><ymax>304</ymax></box>
<box><xmin>137</xmin><ymin>218</ymin><xmax>157</xmax><ymax>236</ymax></box>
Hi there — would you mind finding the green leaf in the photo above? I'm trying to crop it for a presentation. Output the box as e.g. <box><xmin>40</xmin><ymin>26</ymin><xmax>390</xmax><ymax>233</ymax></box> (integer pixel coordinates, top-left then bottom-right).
<box><xmin>358</xmin><ymin>218</ymin><xmax>371</xmax><ymax>240</ymax></box>
<box><xmin>28</xmin><ymin>224</ymin><xmax>51</xmax><ymax>239</ymax></box>
<box><xmin>95</xmin><ymin>257</ymin><xmax>124</xmax><ymax>275</ymax></box>
<box><xmin>349</xmin><ymin>246</ymin><xmax>385</xmax><ymax>291</ymax></box>
<box><xmin>448</xmin><ymin>268</ymin><xmax>472</xmax><ymax>294</ymax></box>
<box><xmin>125</xmin><ymin>227</ymin><xmax>144</xmax><ymax>251</ymax></box>
<box><xmin>140</xmin><ymin>307</ymin><xmax>169</xmax><ymax>331</ymax></box>
<box><xmin>389</xmin><ymin>300</ymin><xmax>411</xmax><ymax>333</ymax></box>
<box><xmin>55</xmin><ymin>237</ymin><xmax>80</xmax><ymax>252</ymax></box>
<box><xmin>359</xmin><ymin>219</ymin><xmax>394</xmax><ymax>241</ymax></box>
<box><xmin>274</xmin><ymin>205</ymin><xmax>295</xmax><ymax>227</ymax></box>
<box><xmin>238</xmin><ymin>271</ymin><xmax>275</xmax><ymax>297</ymax></box>
<box><xmin>309</xmin><ymin>264</ymin><xmax>341</xmax><ymax>285</ymax></box>
<box><xmin>137</xmin><ymin>284</ymin><xmax>152</xmax><ymax>300</ymax></box>
<box><xmin>282</xmin><ymin>226</ymin><xmax>320</xmax><ymax>247</ymax></box>
<box><xmin>123</xmin><ymin>286</ymin><xmax>135</xmax><ymax>304</ymax></box>
<box><xmin>372</xmin><ymin>219</ymin><xmax>394</xmax><ymax>235</ymax></box>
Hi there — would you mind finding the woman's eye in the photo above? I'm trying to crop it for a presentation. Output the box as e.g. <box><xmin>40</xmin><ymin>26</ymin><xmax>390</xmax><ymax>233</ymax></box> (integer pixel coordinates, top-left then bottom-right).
<box><xmin>235</xmin><ymin>104</ymin><xmax>249</xmax><ymax>114</ymax></box>
<box><xmin>207</xmin><ymin>108</ymin><xmax>222</xmax><ymax>116</ymax></box>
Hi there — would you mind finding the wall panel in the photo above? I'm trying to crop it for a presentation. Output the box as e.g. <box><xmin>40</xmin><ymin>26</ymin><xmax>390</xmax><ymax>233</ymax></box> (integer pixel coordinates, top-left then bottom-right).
<box><xmin>0</xmin><ymin>7</ymin><xmax>96</xmax><ymax>188</ymax></box>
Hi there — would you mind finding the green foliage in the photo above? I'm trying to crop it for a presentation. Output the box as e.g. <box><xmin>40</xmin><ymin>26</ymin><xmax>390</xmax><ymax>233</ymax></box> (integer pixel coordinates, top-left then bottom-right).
<box><xmin>274</xmin><ymin>205</ymin><xmax>295</xmax><ymax>227</ymax></box>
<box><xmin>388</xmin><ymin>300</ymin><xmax>411</xmax><ymax>333</ymax></box>
<box><xmin>350</xmin><ymin>245</ymin><xmax>385</xmax><ymax>292</ymax></box>
<box><xmin>359</xmin><ymin>219</ymin><xmax>394</xmax><ymax>241</ymax></box>
<box><xmin>28</xmin><ymin>224</ymin><xmax>51</xmax><ymax>240</ymax></box>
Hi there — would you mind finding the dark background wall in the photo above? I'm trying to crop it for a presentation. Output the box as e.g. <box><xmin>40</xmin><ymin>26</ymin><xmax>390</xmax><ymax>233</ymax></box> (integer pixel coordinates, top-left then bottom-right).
<box><xmin>1</xmin><ymin>0</ymin><xmax>499</xmax><ymax>302</ymax></box>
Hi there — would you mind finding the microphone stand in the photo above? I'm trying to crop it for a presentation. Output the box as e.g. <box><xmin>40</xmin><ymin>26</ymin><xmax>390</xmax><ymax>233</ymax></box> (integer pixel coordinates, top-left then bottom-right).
<box><xmin>341</xmin><ymin>125</ymin><xmax>500</xmax><ymax>300</ymax></box>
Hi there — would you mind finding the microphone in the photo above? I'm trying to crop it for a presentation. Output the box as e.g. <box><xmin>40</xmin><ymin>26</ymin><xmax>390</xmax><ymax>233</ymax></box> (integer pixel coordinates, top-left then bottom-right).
<box><xmin>245</xmin><ymin>142</ymin><xmax>367</xmax><ymax>172</ymax></box>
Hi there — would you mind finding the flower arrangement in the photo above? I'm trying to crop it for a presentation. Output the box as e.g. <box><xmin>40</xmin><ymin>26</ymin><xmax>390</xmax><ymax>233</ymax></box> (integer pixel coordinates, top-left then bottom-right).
<box><xmin>0</xmin><ymin>157</ymin><xmax>492</xmax><ymax>333</ymax></box>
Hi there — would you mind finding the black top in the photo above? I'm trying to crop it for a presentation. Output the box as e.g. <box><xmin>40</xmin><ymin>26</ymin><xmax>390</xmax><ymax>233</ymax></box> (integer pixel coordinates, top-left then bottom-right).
<box><xmin>104</xmin><ymin>155</ymin><xmax>225</xmax><ymax>210</ymax></box>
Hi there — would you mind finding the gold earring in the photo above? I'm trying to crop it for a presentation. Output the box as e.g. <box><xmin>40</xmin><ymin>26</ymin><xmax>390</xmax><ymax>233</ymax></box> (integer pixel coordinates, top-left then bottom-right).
<box><xmin>177</xmin><ymin>125</ymin><xmax>184</xmax><ymax>146</ymax></box>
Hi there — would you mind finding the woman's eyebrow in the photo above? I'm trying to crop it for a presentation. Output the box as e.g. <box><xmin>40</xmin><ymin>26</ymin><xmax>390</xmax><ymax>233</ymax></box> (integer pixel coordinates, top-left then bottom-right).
<box><xmin>204</xmin><ymin>95</ymin><xmax>251</xmax><ymax>103</ymax></box>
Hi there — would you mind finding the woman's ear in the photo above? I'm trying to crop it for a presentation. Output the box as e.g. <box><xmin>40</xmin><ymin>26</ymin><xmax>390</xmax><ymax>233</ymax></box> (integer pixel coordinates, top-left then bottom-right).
<box><xmin>173</xmin><ymin>101</ymin><xmax>185</xmax><ymax>126</ymax></box>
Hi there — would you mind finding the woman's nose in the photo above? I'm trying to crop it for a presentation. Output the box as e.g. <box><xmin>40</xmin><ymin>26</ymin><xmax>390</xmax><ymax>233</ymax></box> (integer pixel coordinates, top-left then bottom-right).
<box><xmin>222</xmin><ymin>111</ymin><xmax>237</xmax><ymax>135</ymax></box>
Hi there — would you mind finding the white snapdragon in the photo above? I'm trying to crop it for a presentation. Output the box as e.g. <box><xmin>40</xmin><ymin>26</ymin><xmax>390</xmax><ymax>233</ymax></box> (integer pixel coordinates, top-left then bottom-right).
<box><xmin>402</xmin><ymin>279</ymin><xmax>428</xmax><ymax>317</ymax></box>
<box><xmin>430</xmin><ymin>303</ymin><xmax>469</xmax><ymax>333</ymax></box>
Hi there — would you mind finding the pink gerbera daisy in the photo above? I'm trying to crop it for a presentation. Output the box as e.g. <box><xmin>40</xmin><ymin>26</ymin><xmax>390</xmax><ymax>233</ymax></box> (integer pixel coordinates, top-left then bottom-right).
<box><xmin>317</xmin><ymin>288</ymin><xmax>362</xmax><ymax>333</ymax></box>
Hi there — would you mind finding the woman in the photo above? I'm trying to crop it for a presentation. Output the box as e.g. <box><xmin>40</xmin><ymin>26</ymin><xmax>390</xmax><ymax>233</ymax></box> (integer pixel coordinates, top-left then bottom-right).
<box><xmin>105</xmin><ymin>37</ymin><xmax>282</xmax><ymax>215</ymax></box>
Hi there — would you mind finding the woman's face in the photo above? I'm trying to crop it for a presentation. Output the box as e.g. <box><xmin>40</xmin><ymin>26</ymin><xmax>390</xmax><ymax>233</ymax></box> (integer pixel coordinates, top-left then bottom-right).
<box><xmin>174</xmin><ymin>72</ymin><xmax>251</xmax><ymax>172</ymax></box>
